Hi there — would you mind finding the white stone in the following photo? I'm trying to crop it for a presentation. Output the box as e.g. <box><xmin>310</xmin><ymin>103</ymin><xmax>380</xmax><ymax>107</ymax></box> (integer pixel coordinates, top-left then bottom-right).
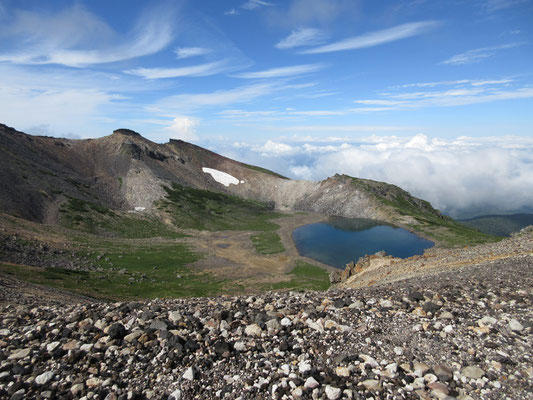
<box><xmin>168</xmin><ymin>389</ymin><xmax>182</xmax><ymax>400</ymax></box>
<box><xmin>462</xmin><ymin>366</ymin><xmax>485</xmax><ymax>379</ymax></box>
<box><xmin>280</xmin><ymin>317</ymin><xmax>292</xmax><ymax>327</ymax></box>
<box><xmin>335</xmin><ymin>366</ymin><xmax>350</xmax><ymax>377</ymax></box>
<box><xmin>80</xmin><ymin>343</ymin><xmax>93</xmax><ymax>352</ymax></box>
<box><xmin>306</xmin><ymin>319</ymin><xmax>324</xmax><ymax>332</ymax></box>
<box><xmin>325</xmin><ymin>385</ymin><xmax>341</xmax><ymax>400</ymax></box>
<box><xmin>348</xmin><ymin>301</ymin><xmax>364</xmax><ymax>309</ymax></box>
<box><xmin>444</xmin><ymin>325</ymin><xmax>454</xmax><ymax>334</ymax></box>
<box><xmin>292</xmin><ymin>388</ymin><xmax>303</xmax><ymax>397</ymax></box>
<box><xmin>360</xmin><ymin>354</ymin><xmax>379</xmax><ymax>368</ymax></box>
<box><xmin>168</xmin><ymin>311</ymin><xmax>182</xmax><ymax>324</ymax></box>
<box><xmin>35</xmin><ymin>371</ymin><xmax>54</xmax><ymax>385</ymax></box>
<box><xmin>86</xmin><ymin>378</ymin><xmax>101</xmax><ymax>388</ymax></box>
<box><xmin>509</xmin><ymin>319</ymin><xmax>524</xmax><ymax>331</ymax></box>
<box><xmin>298</xmin><ymin>360</ymin><xmax>312</xmax><ymax>374</ymax></box>
<box><xmin>479</xmin><ymin>316</ymin><xmax>497</xmax><ymax>325</ymax></box>
<box><xmin>379</xmin><ymin>299</ymin><xmax>393</xmax><ymax>308</ymax></box>
<box><xmin>361</xmin><ymin>379</ymin><xmax>381</xmax><ymax>391</ymax></box>
<box><xmin>234</xmin><ymin>341</ymin><xmax>247</xmax><ymax>352</ymax></box>
<box><xmin>266</xmin><ymin>319</ymin><xmax>281</xmax><ymax>331</ymax></box>
<box><xmin>46</xmin><ymin>341</ymin><xmax>61</xmax><ymax>352</ymax></box>
<box><xmin>304</xmin><ymin>377</ymin><xmax>319</xmax><ymax>389</ymax></box>
<box><xmin>71</xmin><ymin>383</ymin><xmax>84</xmax><ymax>396</ymax></box>
<box><xmin>124</xmin><ymin>331</ymin><xmax>142</xmax><ymax>343</ymax></box>
<box><xmin>393</xmin><ymin>346</ymin><xmax>403</xmax><ymax>355</ymax></box>
<box><xmin>245</xmin><ymin>324</ymin><xmax>262</xmax><ymax>337</ymax></box>
<box><xmin>182</xmin><ymin>367</ymin><xmax>194</xmax><ymax>381</ymax></box>
<box><xmin>324</xmin><ymin>320</ymin><xmax>337</xmax><ymax>330</ymax></box>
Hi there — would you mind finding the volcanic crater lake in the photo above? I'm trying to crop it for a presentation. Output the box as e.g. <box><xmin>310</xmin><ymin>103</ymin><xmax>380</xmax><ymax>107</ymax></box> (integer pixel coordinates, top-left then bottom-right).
<box><xmin>292</xmin><ymin>217</ymin><xmax>434</xmax><ymax>269</ymax></box>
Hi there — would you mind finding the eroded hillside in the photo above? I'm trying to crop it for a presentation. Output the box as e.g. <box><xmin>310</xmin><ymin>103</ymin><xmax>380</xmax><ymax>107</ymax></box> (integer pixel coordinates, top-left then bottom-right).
<box><xmin>0</xmin><ymin>124</ymin><xmax>491</xmax><ymax>246</ymax></box>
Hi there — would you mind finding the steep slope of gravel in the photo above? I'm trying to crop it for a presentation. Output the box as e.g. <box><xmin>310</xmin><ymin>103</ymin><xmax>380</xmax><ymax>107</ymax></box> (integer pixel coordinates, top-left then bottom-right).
<box><xmin>1</xmin><ymin>247</ymin><xmax>531</xmax><ymax>399</ymax></box>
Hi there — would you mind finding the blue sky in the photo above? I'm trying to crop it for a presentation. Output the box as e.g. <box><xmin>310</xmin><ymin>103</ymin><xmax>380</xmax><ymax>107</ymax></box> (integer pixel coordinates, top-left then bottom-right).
<box><xmin>0</xmin><ymin>0</ymin><xmax>532</xmax><ymax>216</ymax></box>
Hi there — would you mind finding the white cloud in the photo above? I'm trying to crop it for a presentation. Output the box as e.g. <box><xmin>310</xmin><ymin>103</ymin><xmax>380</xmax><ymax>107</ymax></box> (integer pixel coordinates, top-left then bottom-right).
<box><xmin>289</xmin><ymin>165</ymin><xmax>313</xmax><ymax>180</ymax></box>
<box><xmin>163</xmin><ymin>116</ymin><xmax>199</xmax><ymax>141</ymax></box>
<box><xmin>354</xmin><ymin>99</ymin><xmax>405</xmax><ymax>106</ymax></box>
<box><xmin>0</xmin><ymin>83</ymin><xmax>120</xmax><ymax>137</ymax></box>
<box><xmin>275</xmin><ymin>28</ymin><xmax>327</xmax><ymax>49</ymax></box>
<box><xmin>242</xmin><ymin>0</ymin><xmax>274</xmax><ymax>10</ymax></box>
<box><xmin>470</xmin><ymin>79</ymin><xmax>513</xmax><ymax>86</ymax></box>
<box><xmin>224</xmin><ymin>8</ymin><xmax>238</xmax><ymax>15</ymax></box>
<box><xmin>235</xmin><ymin>63</ymin><xmax>325</xmax><ymax>79</ymax></box>
<box><xmin>484</xmin><ymin>0</ymin><xmax>529</xmax><ymax>12</ymax></box>
<box><xmin>441</xmin><ymin>43</ymin><xmax>521</xmax><ymax>65</ymax></box>
<box><xmin>302</xmin><ymin>21</ymin><xmax>439</xmax><ymax>54</ymax></box>
<box><xmin>357</xmin><ymin>80</ymin><xmax>533</xmax><ymax>110</ymax></box>
<box><xmin>227</xmin><ymin>135</ymin><xmax>533</xmax><ymax>217</ymax></box>
<box><xmin>125</xmin><ymin>61</ymin><xmax>228</xmax><ymax>79</ymax></box>
<box><xmin>279</xmin><ymin>0</ymin><xmax>358</xmax><ymax>27</ymax></box>
<box><xmin>174</xmin><ymin>47</ymin><xmax>211</xmax><ymax>59</ymax></box>
<box><xmin>151</xmin><ymin>83</ymin><xmax>280</xmax><ymax>113</ymax></box>
<box><xmin>254</xmin><ymin>140</ymin><xmax>296</xmax><ymax>156</ymax></box>
<box><xmin>0</xmin><ymin>4</ymin><xmax>174</xmax><ymax>67</ymax></box>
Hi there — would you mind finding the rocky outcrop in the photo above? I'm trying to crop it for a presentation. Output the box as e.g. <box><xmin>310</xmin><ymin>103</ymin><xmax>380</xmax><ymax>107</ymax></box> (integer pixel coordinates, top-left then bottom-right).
<box><xmin>339</xmin><ymin>227</ymin><xmax>533</xmax><ymax>289</ymax></box>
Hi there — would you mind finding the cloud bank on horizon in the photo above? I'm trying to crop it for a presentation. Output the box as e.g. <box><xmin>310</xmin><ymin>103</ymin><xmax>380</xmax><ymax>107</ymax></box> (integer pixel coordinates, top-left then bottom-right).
<box><xmin>0</xmin><ymin>0</ymin><xmax>531</xmax><ymax>217</ymax></box>
<box><xmin>224</xmin><ymin>134</ymin><xmax>533</xmax><ymax>218</ymax></box>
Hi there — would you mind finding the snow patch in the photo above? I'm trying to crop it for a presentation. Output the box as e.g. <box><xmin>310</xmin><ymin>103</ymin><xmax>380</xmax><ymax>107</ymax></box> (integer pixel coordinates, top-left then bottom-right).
<box><xmin>202</xmin><ymin>167</ymin><xmax>240</xmax><ymax>187</ymax></box>
<box><xmin>134</xmin><ymin>207</ymin><xmax>146</xmax><ymax>212</ymax></box>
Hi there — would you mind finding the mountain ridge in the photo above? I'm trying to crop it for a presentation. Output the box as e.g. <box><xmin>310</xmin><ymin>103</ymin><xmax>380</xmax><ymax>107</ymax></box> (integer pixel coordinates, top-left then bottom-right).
<box><xmin>0</xmin><ymin>123</ymin><xmax>490</xmax><ymax>246</ymax></box>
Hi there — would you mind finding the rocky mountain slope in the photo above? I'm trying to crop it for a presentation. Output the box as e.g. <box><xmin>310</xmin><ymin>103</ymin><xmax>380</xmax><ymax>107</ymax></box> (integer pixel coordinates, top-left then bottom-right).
<box><xmin>0</xmin><ymin>124</ymin><xmax>485</xmax><ymax>245</ymax></box>
<box><xmin>1</xmin><ymin>234</ymin><xmax>531</xmax><ymax>399</ymax></box>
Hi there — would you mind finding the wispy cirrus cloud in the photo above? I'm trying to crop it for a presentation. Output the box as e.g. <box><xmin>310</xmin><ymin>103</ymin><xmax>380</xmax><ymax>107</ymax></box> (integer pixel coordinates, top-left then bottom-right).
<box><xmin>0</xmin><ymin>3</ymin><xmax>175</xmax><ymax>67</ymax></box>
<box><xmin>125</xmin><ymin>61</ymin><xmax>228</xmax><ymax>79</ymax></box>
<box><xmin>150</xmin><ymin>83</ymin><xmax>280</xmax><ymax>113</ymax></box>
<box><xmin>174</xmin><ymin>47</ymin><xmax>210</xmax><ymax>59</ymax></box>
<box><xmin>355</xmin><ymin>79</ymin><xmax>533</xmax><ymax>111</ymax></box>
<box><xmin>242</xmin><ymin>0</ymin><xmax>274</xmax><ymax>10</ymax></box>
<box><xmin>235</xmin><ymin>63</ymin><xmax>325</xmax><ymax>79</ymax></box>
<box><xmin>275</xmin><ymin>27</ymin><xmax>327</xmax><ymax>49</ymax></box>
<box><xmin>391</xmin><ymin>78</ymin><xmax>514</xmax><ymax>88</ymax></box>
<box><xmin>441</xmin><ymin>43</ymin><xmax>522</xmax><ymax>65</ymax></box>
<box><xmin>301</xmin><ymin>21</ymin><xmax>439</xmax><ymax>54</ymax></box>
<box><xmin>484</xmin><ymin>0</ymin><xmax>529</xmax><ymax>12</ymax></box>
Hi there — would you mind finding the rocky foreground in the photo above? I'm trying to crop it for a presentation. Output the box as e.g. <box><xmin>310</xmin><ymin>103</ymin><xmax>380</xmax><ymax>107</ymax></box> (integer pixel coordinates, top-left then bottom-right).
<box><xmin>1</xmin><ymin>251</ymin><xmax>532</xmax><ymax>400</ymax></box>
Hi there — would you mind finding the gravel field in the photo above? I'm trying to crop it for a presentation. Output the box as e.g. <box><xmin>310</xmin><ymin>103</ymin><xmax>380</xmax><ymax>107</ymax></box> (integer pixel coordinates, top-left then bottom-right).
<box><xmin>1</xmin><ymin>243</ymin><xmax>532</xmax><ymax>399</ymax></box>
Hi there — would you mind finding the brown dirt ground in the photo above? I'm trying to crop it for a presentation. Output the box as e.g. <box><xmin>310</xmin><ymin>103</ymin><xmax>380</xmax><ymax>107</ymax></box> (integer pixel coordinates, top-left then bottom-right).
<box><xmin>187</xmin><ymin>212</ymin><xmax>337</xmax><ymax>288</ymax></box>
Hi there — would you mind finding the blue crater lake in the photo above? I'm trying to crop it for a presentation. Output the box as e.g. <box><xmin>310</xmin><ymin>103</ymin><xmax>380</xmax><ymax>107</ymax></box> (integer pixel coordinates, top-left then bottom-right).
<box><xmin>292</xmin><ymin>217</ymin><xmax>434</xmax><ymax>269</ymax></box>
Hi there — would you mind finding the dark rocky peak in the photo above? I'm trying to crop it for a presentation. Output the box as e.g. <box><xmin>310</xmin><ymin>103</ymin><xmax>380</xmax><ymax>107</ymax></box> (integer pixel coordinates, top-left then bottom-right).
<box><xmin>0</xmin><ymin>123</ymin><xmax>20</xmax><ymax>135</ymax></box>
<box><xmin>113</xmin><ymin>128</ymin><xmax>142</xmax><ymax>138</ymax></box>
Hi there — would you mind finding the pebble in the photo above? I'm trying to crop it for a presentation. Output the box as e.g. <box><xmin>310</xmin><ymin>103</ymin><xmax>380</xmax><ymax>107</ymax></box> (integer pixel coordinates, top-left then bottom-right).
<box><xmin>335</xmin><ymin>366</ymin><xmax>350</xmax><ymax>377</ymax></box>
<box><xmin>35</xmin><ymin>371</ymin><xmax>54</xmax><ymax>385</ymax></box>
<box><xmin>509</xmin><ymin>319</ymin><xmax>524</xmax><ymax>331</ymax></box>
<box><xmin>325</xmin><ymin>385</ymin><xmax>342</xmax><ymax>400</ymax></box>
<box><xmin>462</xmin><ymin>366</ymin><xmax>485</xmax><ymax>379</ymax></box>
<box><xmin>182</xmin><ymin>367</ymin><xmax>194</xmax><ymax>381</ymax></box>
<box><xmin>304</xmin><ymin>377</ymin><xmax>319</xmax><ymax>389</ymax></box>
<box><xmin>244</xmin><ymin>324</ymin><xmax>262</xmax><ymax>337</ymax></box>
<box><xmin>8</xmin><ymin>347</ymin><xmax>31</xmax><ymax>360</ymax></box>
<box><xmin>361</xmin><ymin>379</ymin><xmax>381</xmax><ymax>391</ymax></box>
